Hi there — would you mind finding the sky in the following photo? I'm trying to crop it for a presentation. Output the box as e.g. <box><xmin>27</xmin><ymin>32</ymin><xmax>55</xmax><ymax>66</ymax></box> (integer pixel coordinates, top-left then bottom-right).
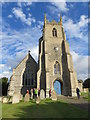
<box><xmin>0</xmin><ymin>1</ymin><xmax>89</xmax><ymax>81</ymax></box>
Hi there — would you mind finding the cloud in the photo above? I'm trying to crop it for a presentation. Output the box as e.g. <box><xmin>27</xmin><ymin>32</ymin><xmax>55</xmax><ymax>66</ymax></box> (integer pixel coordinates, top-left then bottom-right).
<box><xmin>12</xmin><ymin>7</ymin><xmax>36</xmax><ymax>26</ymax></box>
<box><xmin>1</xmin><ymin>22</ymin><xmax>88</xmax><ymax>81</ymax></box>
<box><xmin>71</xmin><ymin>51</ymin><xmax>88</xmax><ymax>80</ymax></box>
<box><xmin>48</xmin><ymin>0</ymin><xmax>69</xmax><ymax>13</ymax></box>
<box><xmin>1</xmin><ymin>19</ymin><xmax>42</xmax><ymax>79</ymax></box>
<box><xmin>17</xmin><ymin>0</ymin><xmax>39</xmax><ymax>8</ymax></box>
<box><xmin>0</xmin><ymin>64</ymin><xmax>5</xmax><ymax>69</ymax></box>
<box><xmin>37</xmin><ymin>21</ymin><xmax>44</xmax><ymax>29</ymax></box>
<box><xmin>63</xmin><ymin>15</ymin><xmax>88</xmax><ymax>41</ymax></box>
<box><xmin>0</xmin><ymin>71</ymin><xmax>12</xmax><ymax>79</ymax></box>
<box><xmin>8</xmin><ymin>14</ymin><xmax>13</xmax><ymax>18</ymax></box>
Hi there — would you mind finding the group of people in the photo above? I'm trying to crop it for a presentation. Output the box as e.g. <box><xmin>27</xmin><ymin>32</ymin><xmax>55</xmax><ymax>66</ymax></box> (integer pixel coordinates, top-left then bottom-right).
<box><xmin>27</xmin><ymin>88</ymin><xmax>40</xmax><ymax>100</ymax></box>
<box><xmin>26</xmin><ymin>87</ymin><xmax>81</xmax><ymax>100</ymax></box>
<box><xmin>26</xmin><ymin>88</ymin><xmax>52</xmax><ymax>100</ymax></box>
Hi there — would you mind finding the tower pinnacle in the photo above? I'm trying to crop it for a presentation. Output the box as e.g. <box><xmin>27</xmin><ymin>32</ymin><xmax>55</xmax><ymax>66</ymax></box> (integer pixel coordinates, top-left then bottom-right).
<box><xmin>44</xmin><ymin>13</ymin><xmax>46</xmax><ymax>25</ymax></box>
<box><xmin>60</xmin><ymin>15</ymin><xmax>63</xmax><ymax>26</ymax></box>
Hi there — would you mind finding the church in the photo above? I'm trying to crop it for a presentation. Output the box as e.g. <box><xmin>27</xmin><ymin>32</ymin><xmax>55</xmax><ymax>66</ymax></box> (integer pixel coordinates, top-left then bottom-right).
<box><xmin>8</xmin><ymin>15</ymin><xmax>79</xmax><ymax>97</ymax></box>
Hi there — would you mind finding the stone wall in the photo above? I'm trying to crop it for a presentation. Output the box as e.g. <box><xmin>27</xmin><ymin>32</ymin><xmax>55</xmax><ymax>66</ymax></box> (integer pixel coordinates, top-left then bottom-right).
<box><xmin>8</xmin><ymin>52</ymin><xmax>38</xmax><ymax>96</ymax></box>
<box><xmin>37</xmin><ymin>15</ymin><xmax>78</xmax><ymax>97</ymax></box>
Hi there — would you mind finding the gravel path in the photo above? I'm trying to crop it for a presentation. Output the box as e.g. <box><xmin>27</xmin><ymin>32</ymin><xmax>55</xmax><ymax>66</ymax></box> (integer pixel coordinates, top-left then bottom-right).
<box><xmin>57</xmin><ymin>95</ymin><xmax>89</xmax><ymax>111</ymax></box>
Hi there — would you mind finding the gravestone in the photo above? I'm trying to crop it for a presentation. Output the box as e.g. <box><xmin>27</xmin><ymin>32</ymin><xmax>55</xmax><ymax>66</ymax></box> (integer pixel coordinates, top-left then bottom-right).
<box><xmin>19</xmin><ymin>94</ymin><xmax>23</xmax><ymax>101</ymax></box>
<box><xmin>12</xmin><ymin>93</ymin><xmax>20</xmax><ymax>104</ymax></box>
<box><xmin>31</xmin><ymin>89</ymin><xmax>33</xmax><ymax>99</ymax></box>
<box><xmin>36</xmin><ymin>97</ymin><xmax>40</xmax><ymax>104</ymax></box>
<box><xmin>51</xmin><ymin>90</ymin><xmax>57</xmax><ymax>101</ymax></box>
<box><xmin>8</xmin><ymin>96</ymin><xmax>12</xmax><ymax>103</ymax></box>
<box><xmin>24</xmin><ymin>93</ymin><xmax>30</xmax><ymax>102</ymax></box>
<box><xmin>40</xmin><ymin>89</ymin><xmax>45</xmax><ymax>100</ymax></box>
<box><xmin>2</xmin><ymin>97</ymin><xmax>8</xmax><ymax>103</ymax></box>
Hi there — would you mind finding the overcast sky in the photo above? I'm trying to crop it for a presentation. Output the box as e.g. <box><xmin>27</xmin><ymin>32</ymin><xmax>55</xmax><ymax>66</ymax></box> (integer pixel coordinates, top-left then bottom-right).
<box><xmin>0</xmin><ymin>1</ymin><xmax>89</xmax><ymax>81</ymax></box>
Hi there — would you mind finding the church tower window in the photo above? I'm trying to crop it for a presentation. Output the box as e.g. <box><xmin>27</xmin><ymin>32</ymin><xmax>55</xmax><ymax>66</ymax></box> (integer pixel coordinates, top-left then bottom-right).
<box><xmin>54</xmin><ymin>61</ymin><xmax>60</xmax><ymax>74</ymax></box>
<box><xmin>52</xmin><ymin>28</ymin><xmax>57</xmax><ymax>37</ymax></box>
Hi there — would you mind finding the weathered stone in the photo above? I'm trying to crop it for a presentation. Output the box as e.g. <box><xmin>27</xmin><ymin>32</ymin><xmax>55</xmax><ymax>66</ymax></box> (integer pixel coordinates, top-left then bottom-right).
<box><xmin>2</xmin><ymin>97</ymin><xmax>8</xmax><ymax>103</ymax></box>
<box><xmin>8</xmin><ymin>52</ymin><xmax>38</xmax><ymax>97</ymax></box>
<box><xmin>8</xmin><ymin>96</ymin><xmax>12</xmax><ymax>103</ymax></box>
<box><xmin>24</xmin><ymin>93</ymin><xmax>30</xmax><ymax>102</ymax></box>
<box><xmin>19</xmin><ymin>94</ymin><xmax>23</xmax><ymax>101</ymax></box>
<box><xmin>31</xmin><ymin>89</ymin><xmax>33</xmax><ymax>99</ymax></box>
<box><xmin>40</xmin><ymin>89</ymin><xmax>45</xmax><ymax>100</ymax></box>
<box><xmin>36</xmin><ymin>97</ymin><xmax>40</xmax><ymax>104</ymax></box>
<box><xmin>37</xmin><ymin>15</ymin><xmax>78</xmax><ymax>97</ymax></box>
<box><xmin>51</xmin><ymin>90</ymin><xmax>57</xmax><ymax>101</ymax></box>
<box><xmin>12</xmin><ymin>94</ymin><xmax>20</xmax><ymax>104</ymax></box>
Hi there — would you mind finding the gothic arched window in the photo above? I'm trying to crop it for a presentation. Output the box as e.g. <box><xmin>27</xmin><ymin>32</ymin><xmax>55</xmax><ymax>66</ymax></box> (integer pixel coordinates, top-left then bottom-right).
<box><xmin>54</xmin><ymin>64</ymin><xmax>57</xmax><ymax>74</ymax></box>
<box><xmin>52</xmin><ymin>28</ymin><xmax>57</xmax><ymax>37</ymax></box>
<box><xmin>54</xmin><ymin>61</ymin><xmax>60</xmax><ymax>74</ymax></box>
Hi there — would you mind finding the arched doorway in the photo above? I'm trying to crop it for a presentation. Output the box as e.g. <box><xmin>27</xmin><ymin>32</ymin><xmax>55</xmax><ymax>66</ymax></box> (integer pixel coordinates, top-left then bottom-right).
<box><xmin>53</xmin><ymin>80</ymin><xmax>63</xmax><ymax>95</ymax></box>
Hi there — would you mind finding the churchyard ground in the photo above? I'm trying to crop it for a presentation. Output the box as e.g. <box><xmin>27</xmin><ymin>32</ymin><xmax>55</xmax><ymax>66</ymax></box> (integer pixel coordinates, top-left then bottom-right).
<box><xmin>2</xmin><ymin>97</ymin><xmax>89</xmax><ymax>118</ymax></box>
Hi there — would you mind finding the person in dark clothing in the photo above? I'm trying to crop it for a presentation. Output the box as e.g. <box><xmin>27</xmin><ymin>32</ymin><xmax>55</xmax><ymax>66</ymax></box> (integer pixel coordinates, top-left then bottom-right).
<box><xmin>34</xmin><ymin>88</ymin><xmax>37</xmax><ymax>100</ymax></box>
<box><xmin>76</xmin><ymin>88</ymin><xmax>80</xmax><ymax>99</ymax></box>
<box><xmin>38</xmin><ymin>88</ymin><xmax>40</xmax><ymax>97</ymax></box>
<box><xmin>49</xmin><ymin>88</ymin><xmax>51</xmax><ymax>97</ymax></box>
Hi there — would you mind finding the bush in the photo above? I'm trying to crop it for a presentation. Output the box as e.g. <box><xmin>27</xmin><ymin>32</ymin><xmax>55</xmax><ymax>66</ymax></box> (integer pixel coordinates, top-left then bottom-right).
<box><xmin>0</xmin><ymin>77</ymin><xmax>8</xmax><ymax>96</ymax></box>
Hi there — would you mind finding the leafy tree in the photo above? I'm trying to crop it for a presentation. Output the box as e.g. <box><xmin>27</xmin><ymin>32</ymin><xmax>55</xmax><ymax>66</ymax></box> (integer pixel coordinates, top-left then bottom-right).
<box><xmin>0</xmin><ymin>77</ymin><xmax>9</xmax><ymax>96</ymax></box>
<box><xmin>83</xmin><ymin>78</ymin><xmax>90</xmax><ymax>89</ymax></box>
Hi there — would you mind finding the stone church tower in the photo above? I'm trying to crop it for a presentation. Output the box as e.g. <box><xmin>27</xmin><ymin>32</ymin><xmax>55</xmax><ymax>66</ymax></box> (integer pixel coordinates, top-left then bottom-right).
<box><xmin>37</xmin><ymin>15</ymin><xmax>78</xmax><ymax>97</ymax></box>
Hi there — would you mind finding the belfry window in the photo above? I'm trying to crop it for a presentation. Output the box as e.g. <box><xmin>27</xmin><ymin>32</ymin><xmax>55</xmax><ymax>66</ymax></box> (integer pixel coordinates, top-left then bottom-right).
<box><xmin>54</xmin><ymin>64</ymin><xmax>57</xmax><ymax>74</ymax></box>
<box><xmin>52</xmin><ymin>28</ymin><xmax>57</xmax><ymax>37</ymax></box>
<box><xmin>54</xmin><ymin>61</ymin><xmax>60</xmax><ymax>74</ymax></box>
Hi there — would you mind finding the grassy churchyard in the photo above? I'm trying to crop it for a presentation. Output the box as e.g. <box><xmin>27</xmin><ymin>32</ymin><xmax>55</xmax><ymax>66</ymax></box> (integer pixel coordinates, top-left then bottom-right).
<box><xmin>2</xmin><ymin>97</ymin><xmax>88</xmax><ymax>118</ymax></box>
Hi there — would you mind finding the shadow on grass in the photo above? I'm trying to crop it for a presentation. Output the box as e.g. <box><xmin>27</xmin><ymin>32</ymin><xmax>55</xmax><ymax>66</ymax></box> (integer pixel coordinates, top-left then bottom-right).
<box><xmin>9</xmin><ymin>100</ymin><xmax>88</xmax><ymax>118</ymax></box>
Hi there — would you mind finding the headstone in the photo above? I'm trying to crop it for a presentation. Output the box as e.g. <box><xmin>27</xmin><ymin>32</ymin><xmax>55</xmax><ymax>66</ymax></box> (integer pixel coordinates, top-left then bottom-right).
<box><xmin>40</xmin><ymin>89</ymin><xmax>45</xmax><ymax>100</ymax></box>
<box><xmin>51</xmin><ymin>90</ymin><xmax>57</xmax><ymax>101</ymax></box>
<box><xmin>2</xmin><ymin>97</ymin><xmax>8</xmax><ymax>103</ymax></box>
<box><xmin>12</xmin><ymin>94</ymin><xmax>20</xmax><ymax>104</ymax></box>
<box><xmin>36</xmin><ymin>97</ymin><xmax>40</xmax><ymax>104</ymax></box>
<box><xmin>19</xmin><ymin>94</ymin><xmax>23</xmax><ymax>101</ymax></box>
<box><xmin>24</xmin><ymin>93</ymin><xmax>30</xmax><ymax>102</ymax></box>
<box><xmin>8</xmin><ymin>96</ymin><xmax>12</xmax><ymax>103</ymax></box>
<box><xmin>31</xmin><ymin>89</ymin><xmax>33</xmax><ymax>99</ymax></box>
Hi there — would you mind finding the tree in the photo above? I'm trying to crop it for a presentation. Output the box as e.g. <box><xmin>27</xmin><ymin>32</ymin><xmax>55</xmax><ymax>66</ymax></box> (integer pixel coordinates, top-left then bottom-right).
<box><xmin>0</xmin><ymin>77</ymin><xmax>8</xmax><ymax>96</ymax></box>
<box><xmin>83</xmin><ymin>78</ymin><xmax>90</xmax><ymax>89</ymax></box>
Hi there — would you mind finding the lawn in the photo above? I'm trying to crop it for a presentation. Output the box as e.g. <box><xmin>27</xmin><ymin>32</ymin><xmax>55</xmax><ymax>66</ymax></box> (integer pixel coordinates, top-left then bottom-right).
<box><xmin>2</xmin><ymin>99</ymin><xmax>88</xmax><ymax>118</ymax></box>
<box><xmin>81</xmin><ymin>92</ymin><xmax>90</xmax><ymax>101</ymax></box>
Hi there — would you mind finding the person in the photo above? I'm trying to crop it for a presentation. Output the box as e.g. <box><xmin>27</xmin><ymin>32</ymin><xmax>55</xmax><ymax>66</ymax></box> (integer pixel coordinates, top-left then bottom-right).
<box><xmin>38</xmin><ymin>88</ymin><xmax>40</xmax><ymax>97</ymax></box>
<box><xmin>27</xmin><ymin>89</ymin><xmax>29</xmax><ymax>94</ymax></box>
<box><xmin>49</xmin><ymin>88</ymin><xmax>51</xmax><ymax>98</ymax></box>
<box><xmin>29</xmin><ymin>89</ymin><xmax>31</xmax><ymax>97</ymax></box>
<box><xmin>76</xmin><ymin>88</ymin><xmax>80</xmax><ymax>99</ymax></box>
<box><xmin>34</xmin><ymin>88</ymin><xmax>37</xmax><ymax>100</ymax></box>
